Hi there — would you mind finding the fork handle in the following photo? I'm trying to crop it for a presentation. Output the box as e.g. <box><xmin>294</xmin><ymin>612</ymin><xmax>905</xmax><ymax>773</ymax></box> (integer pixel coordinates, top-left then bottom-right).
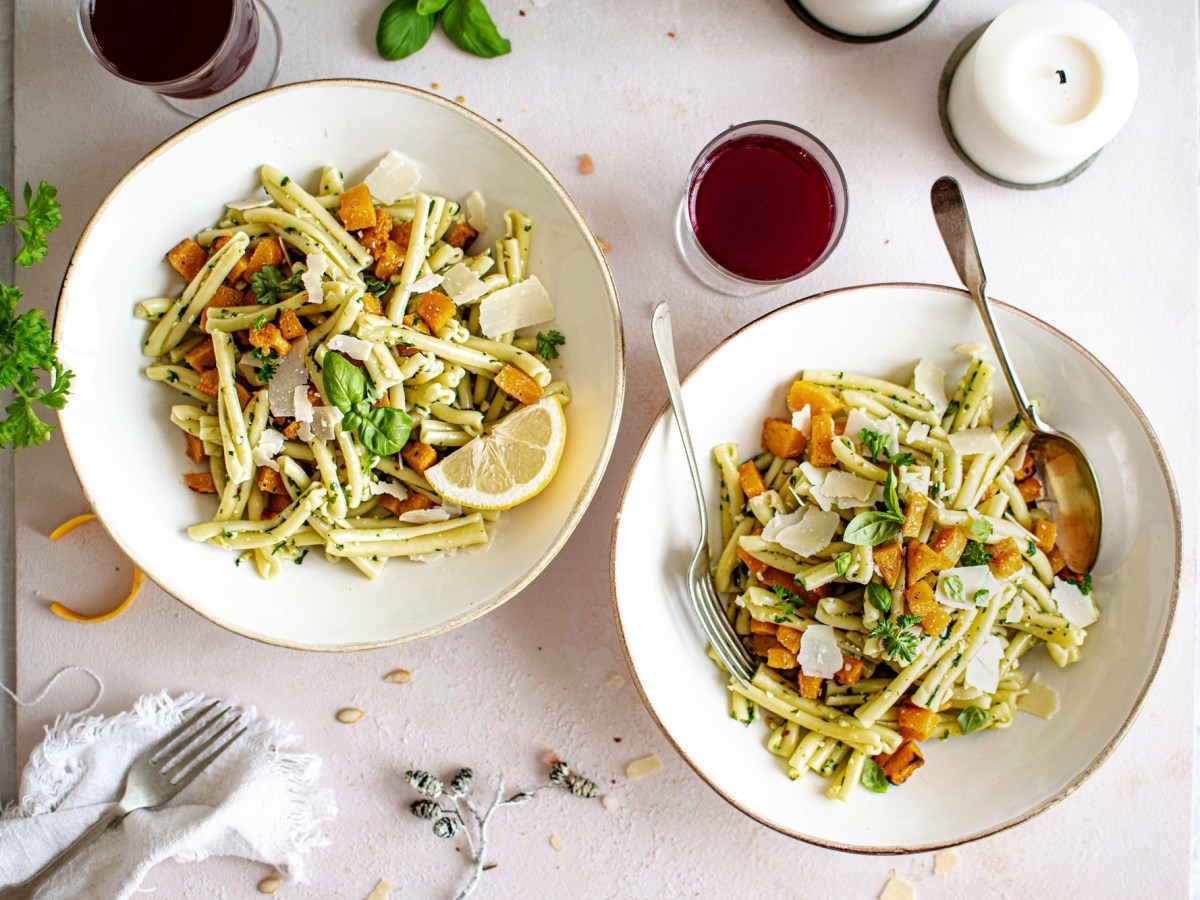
<box><xmin>1</xmin><ymin>803</ymin><xmax>129</xmax><ymax>898</ymax></box>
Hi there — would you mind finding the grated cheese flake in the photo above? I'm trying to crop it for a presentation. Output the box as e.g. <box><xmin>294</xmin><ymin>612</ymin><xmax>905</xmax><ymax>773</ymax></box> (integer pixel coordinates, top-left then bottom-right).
<box><xmin>964</xmin><ymin>633</ymin><xmax>1005</xmax><ymax>693</ymax></box>
<box><xmin>933</xmin><ymin>849</ymin><xmax>959</xmax><ymax>875</ymax></box>
<box><xmin>845</xmin><ymin>407</ymin><xmax>899</xmax><ymax>456</ymax></box>
<box><xmin>906</xmin><ymin>421</ymin><xmax>930</xmax><ymax>443</ymax></box>
<box><xmin>1017</xmin><ymin>674</ymin><xmax>1061</xmax><ymax>719</ymax></box>
<box><xmin>366</xmin><ymin>879</ymin><xmax>394</xmax><ymax>900</ymax></box>
<box><xmin>1051</xmin><ymin>577</ymin><xmax>1097</xmax><ymax>627</ymax></box>
<box><xmin>625</xmin><ymin>754</ymin><xmax>663</xmax><ymax>780</ymax></box>
<box><xmin>224</xmin><ymin>196</ymin><xmax>273</xmax><ymax>211</ymax></box>
<box><xmin>790</xmin><ymin>403</ymin><xmax>812</xmax><ymax>438</ymax></box>
<box><xmin>900</xmin><ymin>464</ymin><xmax>932</xmax><ymax>499</ymax></box>
<box><xmin>252</xmin><ymin>428</ymin><xmax>286</xmax><ymax>472</ymax></box>
<box><xmin>440</xmin><ymin>263</ymin><xmax>488</xmax><ymax>305</ymax></box>
<box><xmin>879</xmin><ymin>874</ymin><xmax>916</xmax><ymax>900</ymax></box>
<box><xmin>822</xmin><ymin>469</ymin><xmax>877</xmax><ymax>502</ymax></box>
<box><xmin>935</xmin><ymin>565</ymin><xmax>1003</xmax><ymax>610</ymax></box>
<box><xmin>478</xmin><ymin>276</ymin><xmax>555</xmax><ymax>337</ymax></box>
<box><xmin>269</xmin><ymin>336</ymin><xmax>310</xmax><ymax>417</ymax></box>
<box><xmin>309</xmin><ymin>406</ymin><xmax>344</xmax><ymax>442</ymax></box>
<box><xmin>948</xmin><ymin>427</ymin><xmax>1003</xmax><ymax>457</ymax></box>
<box><xmin>549</xmin><ymin>835</ymin><xmax>565</xmax><ymax>852</ymax></box>
<box><xmin>798</xmin><ymin>623</ymin><xmax>842</xmax><ymax>678</ymax></box>
<box><xmin>408</xmin><ymin>272</ymin><xmax>445</xmax><ymax>295</ymax></box>
<box><xmin>398</xmin><ymin>508</ymin><xmax>452</xmax><ymax>524</ymax></box>
<box><xmin>327</xmin><ymin>333</ymin><xmax>374</xmax><ymax>361</ymax></box>
<box><xmin>293</xmin><ymin>385</ymin><xmax>314</xmax><ymax>424</ymax></box>
<box><xmin>775</xmin><ymin>506</ymin><xmax>841</xmax><ymax>558</ymax></box>
<box><xmin>368</xmin><ymin>479</ymin><xmax>408</xmax><ymax>501</ymax></box>
<box><xmin>913</xmin><ymin>358</ymin><xmax>949</xmax><ymax>415</ymax></box>
<box><xmin>364</xmin><ymin>150</ymin><xmax>421</xmax><ymax>204</ymax></box>
<box><xmin>762</xmin><ymin>508</ymin><xmax>804</xmax><ymax>544</ymax></box>
<box><xmin>302</xmin><ymin>251</ymin><xmax>328</xmax><ymax>303</ymax></box>
<box><xmin>465</xmin><ymin>190</ymin><xmax>486</xmax><ymax>231</ymax></box>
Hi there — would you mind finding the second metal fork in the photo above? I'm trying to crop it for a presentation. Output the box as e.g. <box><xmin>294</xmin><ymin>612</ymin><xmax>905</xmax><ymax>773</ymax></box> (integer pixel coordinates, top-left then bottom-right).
<box><xmin>652</xmin><ymin>302</ymin><xmax>757</xmax><ymax>687</ymax></box>
<box><xmin>0</xmin><ymin>701</ymin><xmax>246</xmax><ymax>899</ymax></box>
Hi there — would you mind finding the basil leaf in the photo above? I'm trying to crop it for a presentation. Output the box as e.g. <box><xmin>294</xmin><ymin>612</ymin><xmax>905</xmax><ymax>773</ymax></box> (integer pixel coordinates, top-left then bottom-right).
<box><xmin>416</xmin><ymin>0</ymin><xmax>448</xmax><ymax>11</ymax></box>
<box><xmin>842</xmin><ymin>512</ymin><xmax>902</xmax><ymax>547</ymax></box>
<box><xmin>865</xmin><ymin>582</ymin><xmax>892</xmax><ymax>615</ymax></box>
<box><xmin>958</xmin><ymin>705</ymin><xmax>990</xmax><ymax>735</ymax></box>
<box><xmin>356</xmin><ymin>406</ymin><xmax>413</xmax><ymax>457</ymax></box>
<box><xmin>969</xmin><ymin>517</ymin><xmax>993</xmax><ymax>541</ymax></box>
<box><xmin>943</xmin><ymin>574</ymin><xmax>965</xmax><ymax>605</ymax></box>
<box><xmin>377</xmin><ymin>0</ymin><xmax>436</xmax><ymax>60</ymax></box>
<box><xmin>883</xmin><ymin>467</ymin><xmax>901</xmax><ymax>518</ymax></box>
<box><xmin>860</xmin><ymin>758</ymin><xmax>888</xmax><ymax>793</ymax></box>
<box><xmin>834</xmin><ymin>551</ymin><xmax>851</xmax><ymax>577</ymax></box>
<box><xmin>441</xmin><ymin>0</ymin><xmax>511</xmax><ymax>58</ymax></box>
<box><xmin>322</xmin><ymin>352</ymin><xmax>366</xmax><ymax>414</ymax></box>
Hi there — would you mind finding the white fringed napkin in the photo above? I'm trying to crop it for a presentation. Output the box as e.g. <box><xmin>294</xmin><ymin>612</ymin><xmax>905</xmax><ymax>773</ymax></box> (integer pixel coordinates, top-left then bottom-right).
<box><xmin>0</xmin><ymin>692</ymin><xmax>337</xmax><ymax>898</ymax></box>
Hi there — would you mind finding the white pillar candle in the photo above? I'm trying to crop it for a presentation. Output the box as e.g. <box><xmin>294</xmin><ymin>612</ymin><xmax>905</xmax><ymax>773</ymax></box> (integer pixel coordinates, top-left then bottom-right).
<box><xmin>800</xmin><ymin>0</ymin><xmax>934</xmax><ymax>37</ymax></box>
<box><xmin>947</xmin><ymin>0</ymin><xmax>1138</xmax><ymax>185</ymax></box>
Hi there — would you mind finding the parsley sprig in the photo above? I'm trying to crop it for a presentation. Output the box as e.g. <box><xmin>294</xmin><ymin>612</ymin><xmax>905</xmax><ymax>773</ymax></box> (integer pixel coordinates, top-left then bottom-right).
<box><xmin>249</xmin><ymin>265</ymin><xmax>303</xmax><ymax>305</ymax></box>
<box><xmin>0</xmin><ymin>180</ymin><xmax>70</xmax><ymax>449</ymax></box>
<box><xmin>869</xmin><ymin>614</ymin><xmax>922</xmax><ymax>663</ymax></box>
<box><xmin>857</xmin><ymin>427</ymin><xmax>914</xmax><ymax>468</ymax></box>
<box><xmin>535</xmin><ymin>329</ymin><xmax>566</xmax><ymax>360</ymax></box>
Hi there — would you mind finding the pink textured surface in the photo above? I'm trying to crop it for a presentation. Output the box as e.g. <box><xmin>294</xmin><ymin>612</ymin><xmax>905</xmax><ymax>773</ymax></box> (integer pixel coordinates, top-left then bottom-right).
<box><xmin>8</xmin><ymin>0</ymin><xmax>1196</xmax><ymax>896</ymax></box>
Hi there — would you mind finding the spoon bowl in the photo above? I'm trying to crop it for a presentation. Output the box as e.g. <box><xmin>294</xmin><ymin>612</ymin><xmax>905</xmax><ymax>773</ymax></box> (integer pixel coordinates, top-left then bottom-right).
<box><xmin>930</xmin><ymin>175</ymin><xmax>1102</xmax><ymax>572</ymax></box>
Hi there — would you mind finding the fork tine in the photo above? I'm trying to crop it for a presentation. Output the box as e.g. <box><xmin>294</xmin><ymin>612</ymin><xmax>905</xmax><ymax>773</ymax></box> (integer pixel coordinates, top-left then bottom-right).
<box><xmin>147</xmin><ymin>700</ymin><xmax>222</xmax><ymax>763</ymax></box>
<box><xmin>166</xmin><ymin>726</ymin><xmax>246</xmax><ymax>795</ymax></box>
<box><xmin>160</xmin><ymin>712</ymin><xmax>241</xmax><ymax>780</ymax></box>
<box><xmin>699</xmin><ymin>590</ymin><xmax>756</xmax><ymax>682</ymax></box>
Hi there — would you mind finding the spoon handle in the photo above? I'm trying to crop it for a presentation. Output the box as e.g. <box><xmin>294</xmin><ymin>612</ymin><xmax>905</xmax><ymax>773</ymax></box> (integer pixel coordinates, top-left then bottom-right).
<box><xmin>930</xmin><ymin>176</ymin><xmax>1042</xmax><ymax>432</ymax></box>
<box><xmin>651</xmin><ymin>302</ymin><xmax>709</xmax><ymax>539</ymax></box>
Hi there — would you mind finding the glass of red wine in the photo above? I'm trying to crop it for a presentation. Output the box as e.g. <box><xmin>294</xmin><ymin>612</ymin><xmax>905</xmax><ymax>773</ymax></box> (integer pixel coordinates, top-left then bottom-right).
<box><xmin>77</xmin><ymin>0</ymin><xmax>282</xmax><ymax>117</ymax></box>
<box><xmin>675</xmin><ymin>121</ymin><xmax>848</xmax><ymax>296</ymax></box>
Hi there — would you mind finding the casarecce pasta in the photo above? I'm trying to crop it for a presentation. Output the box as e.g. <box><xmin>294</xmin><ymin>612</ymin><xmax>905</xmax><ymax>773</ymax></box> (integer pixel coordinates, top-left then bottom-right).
<box><xmin>137</xmin><ymin>153</ymin><xmax>570</xmax><ymax>579</ymax></box>
<box><xmin>710</xmin><ymin>348</ymin><xmax>1097</xmax><ymax>800</ymax></box>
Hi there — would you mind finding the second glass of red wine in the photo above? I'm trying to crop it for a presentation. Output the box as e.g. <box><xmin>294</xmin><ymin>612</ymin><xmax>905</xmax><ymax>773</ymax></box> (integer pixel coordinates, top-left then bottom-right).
<box><xmin>77</xmin><ymin>0</ymin><xmax>282</xmax><ymax>117</ymax></box>
<box><xmin>675</xmin><ymin>121</ymin><xmax>848</xmax><ymax>296</ymax></box>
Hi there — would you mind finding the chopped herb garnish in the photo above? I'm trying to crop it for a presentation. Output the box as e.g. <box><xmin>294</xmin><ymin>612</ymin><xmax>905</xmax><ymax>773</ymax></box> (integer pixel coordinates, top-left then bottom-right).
<box><xmin>250</xmin><ymin>264</ymin><xmax>303</xmax><ymax>305</ymax></box>
<box><xmin>969</xmin><ymin>517</ymin><xmax>993</xmax><ymax>541</ymax></box>
<box><xmin>252</xmin><ymin>313</ymin><xmax>269</xmax><ymax>331</ymax></box>
<box><xmin>535</xmin><ymin>329</ymin><xmax>566</xmax><ymax>360</ymax></box>
<box><xmin>958</xmin><ymin>706</ymin><xmax>990</xmax><ymax>734</ymax></box>
<box><xmin>959</xmin><ymin>540</ymin><xmax>992</xmax><ymax>568</ymax></box>
<box><xmin>943</xmin><ymin>575</ymin><xmax>965</xmax><ymax>605</ymax></box>
<box><xmin>252</xmin><ymin>347</ymin><xmax>279</xmax><ymax>382</ymax></box>
<box><xmin>834</xmin><ymin>551</ymin><xmax>852</xmax><ymax>577</ymax></box>
<box><xmin>857</xmin><ymin>427</ymin><xmax>915</xmax><ymax>468</ymax></box>
<box><xmin>972</xmin><ymin>589</ymin><xmax>990</xmax><ymax>607</ymax></box>
<box><xmin>869</xmin><ymin>615</ymin><xmax>922</xmax><ymax>663</ymax></box>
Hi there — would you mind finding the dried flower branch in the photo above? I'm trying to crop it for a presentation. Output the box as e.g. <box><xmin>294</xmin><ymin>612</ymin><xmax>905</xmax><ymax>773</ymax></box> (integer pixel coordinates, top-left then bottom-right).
<box><xmin>405</xmin><ymin>761</ymin><xmax>600</xmax><ymax>899</ymax></box>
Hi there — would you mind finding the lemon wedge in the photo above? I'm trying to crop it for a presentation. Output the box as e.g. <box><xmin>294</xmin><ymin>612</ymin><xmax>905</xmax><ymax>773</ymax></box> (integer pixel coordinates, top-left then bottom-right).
<box><xmin>425</xmin><ymin>396</ymin><xmax>566</xmax><ymax>511</ymax></box>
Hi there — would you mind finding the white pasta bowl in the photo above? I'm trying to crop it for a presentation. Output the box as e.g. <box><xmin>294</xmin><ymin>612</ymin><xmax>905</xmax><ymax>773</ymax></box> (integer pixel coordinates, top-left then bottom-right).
<box><xmin>55</xmin><ymin>79</ymin><xmax>623</xmax><ymax>650</ymax></box>
<box><xmin>610</xmin><ymin>284</ymin><xmax>1178</xmax><ymax>852</ymax></box>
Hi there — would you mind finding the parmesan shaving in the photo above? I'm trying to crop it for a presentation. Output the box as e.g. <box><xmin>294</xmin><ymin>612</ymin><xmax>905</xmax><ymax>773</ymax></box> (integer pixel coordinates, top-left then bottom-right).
<box><xmin>790</xmin><ymin>403</ymin><xmax>812</xmax><ymax>438</ymax></box>
<box><xmin>775</xmin><ymin>506</ymin><xmax>840</xmax><ymax>558</ymax></box>
<box><xmin>369</xmin><ymin>479</ymin><xmax>408</xmax><ymax>501</ymax></box>
<box><xmin>364</xmin><ymin>150</ymin><xmax>421</xmax><ymax>203</ymax></box>
<box><xmin>366</xmin><ymin>879</ymin><xmax>394</xmax><ymax>900</ymax></box>
<box><xmin>293</xmin><ymin>386</ymin><xmax>314</xmax><ymax>424</ymax></box>
<box><xmin>309</xmin><ymin>406</ymin><xmax>344</xmax><ymax>442</ymax></box>
<box><xmin>549</xmin><ymin>835</ymin><xmax>565</xmax><ymax>852</ymax></box>
<box><xmin>224</xmin><ymin>196</ymin><xmax>273</xmax><ymax>211</ymax></box>
<box><xmin>906</xmin><ymin>421</ymin><xmax>930</xmax><ymax>442</ymax></box>
<box><xmin>251</xmin><ymin>429</ymin><xmax>286</xmax><ymax>471</ymax></box>
<box><xmin>879</xmin><ymin>874</ymin><xmax>916</xmax><ymax>900</ymax></box>
<box><xmin>933</xmin><ymin>849</ymin><xmax>959</xmax><ymax>875</ymax></box>
<box><xmin>398</xmin><ymin>508</ymin><xmax>452</xmax><ymax>524</ymax></box>
<box><xmin>440</xmin><ymin>263</ymin><xmax>488</xmax><ymax>305</ymax></box>
<box><xmin>327</xmin><ymin>333</ymin><xmax>374</xmax><ymax>360</ymax></box>
<box><xmin>625</xmin><ymin>754</ymin><xmax>663</xmax><ymax>780</ymax></box>
<box><xmin>302</xmin><ymin>251</ymin><xmax>328</xmax><ymax>303</ymax></box>
<box><xmin>900</xmin><ymin>464</ymin><xmax>932</xmax><ymax>499</ymax></box>
<box><xmin>797</xmin><ymin>461</ymin><xmax>833</xmax><ymax>512</ymax></box>
<box><xmin>1017</xmin><ymin>675</ymin><xmax>1061</xmax><ymax>719</ymax></box>
<box><xmin>964</xmin><ymin>633</ymin><xmax>1004</xmax><ymax>693</ymax></box>
<box><xmin>798</xmin><ymin>623</ymin><xmax>842</xmax><ymax>678</ymax></box>
<box><xmin>935</xmin><ymin>565</ymin><xmax>1003</xmax><ymax>610</ymax></box>
<box><xmin>268</xmin><ymin>336</ymin><xmax>309</xmax><ymax>417</ymax></box>
<box><xmin>465</xmin><ymin>190</ymin><xmax>486</xmax><ymax>231</ymax></box>
<box><xmin>954</xmin><ymin>342</ymin><xmax>987</xmax><ymax>357</ymax></box>
<box><xmin>845</xmin><ymin>407</ymin><xmax>899</xmax><ymax>456</ymax></box>
<box><xmin>408</xmin><ymin>272</ymin><xmax>445</xmax><ymax>295</ymax></box>
<box><xmin>913</xmin><ymin>358</ymin><xmax>949</xmax><ymax>415</ymax></box>
<box><xmin>822</xmin><ymin>469</ymin><xmax>876</xmax><ymax>502</ymax></box>
<box><xmin>478</xmin><ymin>276</ymin><xmax>554</xmax><ymax>337</ymax></box>
<box><xmin>948</xmin><ymin>428</ymin><xmax>1003</xmax><ymax>457</ymax></box>
<box><xmin>1051</xmin><ymin>577</ymin><xmax>1097</xmax><ymax>627</ymax></box>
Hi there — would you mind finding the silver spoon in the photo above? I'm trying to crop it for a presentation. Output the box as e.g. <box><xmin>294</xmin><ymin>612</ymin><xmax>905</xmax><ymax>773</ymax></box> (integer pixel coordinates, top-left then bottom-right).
<box><xmin>930</xmin><ymin>176</ymin><xmax>1102</xmax><ymax>573</ymax></box>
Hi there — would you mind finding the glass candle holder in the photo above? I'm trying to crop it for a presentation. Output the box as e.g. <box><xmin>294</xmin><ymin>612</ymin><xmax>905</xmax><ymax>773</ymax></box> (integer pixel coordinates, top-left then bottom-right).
<box><xmin>786</xmin><ymin>0</ymin><xmax>940</xmax><ymax>43</ymax></box>
<box><xmin>675</xmin><ymin>121</ymin><xmax>848</xmax><ymax>297</ymax></box>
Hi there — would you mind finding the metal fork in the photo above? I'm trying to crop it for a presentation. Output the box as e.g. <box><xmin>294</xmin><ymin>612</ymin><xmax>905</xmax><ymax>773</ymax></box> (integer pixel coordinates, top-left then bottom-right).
<box><xmin>0</xmin><ymin>701</ymin><xmax>246</xmax><ymax>899</ymax></box>
<box><xmin>651</xmin><ymin>302</ymin><xmax>756</xmax><ymax>687</ymax></box>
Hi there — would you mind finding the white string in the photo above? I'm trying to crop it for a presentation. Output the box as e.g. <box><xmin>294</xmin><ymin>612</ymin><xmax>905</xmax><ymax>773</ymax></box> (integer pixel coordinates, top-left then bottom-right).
<box><xmin>0</xmin><ymin>666</ymin><xmax>104</xmax><ymax>716</ymax></box>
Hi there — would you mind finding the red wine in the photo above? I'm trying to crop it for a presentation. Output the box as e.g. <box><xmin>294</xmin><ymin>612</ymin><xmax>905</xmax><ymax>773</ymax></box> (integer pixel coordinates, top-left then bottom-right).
<box><xmin>688</xmin><ymin>134</ymin><xmax>838</xmax><ymax>282</ymax></box>
<box><xmin>87</xmin><ymin>0</ymin><xmax>258</xmax><ymax>98</ymax></box>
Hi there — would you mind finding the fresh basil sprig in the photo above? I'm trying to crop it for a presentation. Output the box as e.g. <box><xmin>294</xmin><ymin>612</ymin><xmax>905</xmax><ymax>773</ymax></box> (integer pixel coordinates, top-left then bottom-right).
<box><xmin>843</xmin><ymin>468</ymin><xmax>904</xmax><ymax>547</ymax></box>
<box><xmin>322</xmin><ymin>351</ymin><xmax>413</xmax><ymax>456</ymax></box>
<box><xmin>377</xmin><ymin>0</ymin><xmax>510</xmax><ymax>61</ymax></box>
<box><xmin>860</xmin><ymin>758</ymin><xmax>888</xmax><ymax>793</ymax></box>
<box><xmin>969</xmin><ymin>517</ymin><xmax>993</xmax><ymax>541</ymax></box>
<box><xmin>865</xmin><ymin>582</ymin><xmax>892</xmax><ymax>615</ymax></box>
<box><xmin>958</xmin><ymin>705</ymin><xmax>990</xmax><ymax>735</ymax></box>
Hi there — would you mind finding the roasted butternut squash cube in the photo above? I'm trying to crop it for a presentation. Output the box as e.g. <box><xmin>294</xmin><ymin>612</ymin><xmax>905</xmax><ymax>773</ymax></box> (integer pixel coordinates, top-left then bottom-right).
<box><xmin>1047</xmin><ymin>545</ymin><xmax>1066</xmax><ymax>574</ymax></box>
<box><xmin>797</xmin><ymin>672</ymin><xmax>823</xmax><ymax>700</ymax></box>
<box><xmin>875</xmin><ymin>738</ymin><xmax>924</xmax><ymax>785</ymax></box>
<box><xmin>358</xmin><ymin>209</ymin><xmax>393</xmax><ymax>256</ymax></box>
<box><xmin>184</xmin><ymin>432</ymin><xmax>206</xmax><ymax>463</ymax></box>
<box><xmin>902</xmin><ymin>492</ymin><xmax>928</xmax><ymax>539</ymax></box>
<box><xmin>738</xmin><ymin>460</ymin><xmax>767</xmax><ymax>499</ymax></box>
<box><xmin>256</xmin><ymin>466</ymin><xmax>287</xmax><ymax>495</ymax></box>
<box><xmin>833</xmin><ymin>656</ymin><xmax>864</xmax><ymax>686</ymax></box>
<box><xmin>199</xmin><ymin>284</ymin><xmax>244</xmax><ymax>330</ymax></box>
<box><xmin>362</xmin><ymin>292</ymin><xmax>384</xmax><ymax>317</ymax></box>
<box><xmin>374</xmin><ymin>239</ymin><xmax>406</xmax><ymax>281</ymax></box>
<box><xmin>401</xmin><ymin>440</ymin><xmax>437</xmax><ymax>473</ymax></box>
<box><xmin>920</xmin><ymin>607</ymin><xmax>951</xmax><ymax>636</ymax></box>
<box><xmin>196</xmin><ymin>368</ymin><xmax>220</xmax><ymax>398</ymax></box>
<box><xmin>184</xmin><ymin>338</ymin><xmax>216</xmax><ymax>372</ymax></box>
<box><xmin>1016</xmin><ymin>475</ymin><xmax>1043</xmax><ymax>503</ymax></box>
<box><xmin>242</xmin><ymin>237</ymin><xmax>286</xmax><ymax>281</ymax></box>
<box><xmin>736</xmin><ymin>545</ymin><xmax>768</xmax><ymax>579</ymax></box>
<box><xmin>775</xmin><ymin>625</ymin><xmax>802</xmax><ymax>654</ymax></box>
<box><xmin>212</xmin><ymin>235</ymin><xmax>250</xmax><ymax>285</ymax></box>
<box><xmin>183</xmin><ymin>472</ymin><xmax>217</xmax><ymax>494</ymax></box>
<box><xmin>1033</xmin><ymin>519</ymin><xmax>1057</xmax><ymax>553</ymax></box>
<box><xmin>397</xmin><ymin>313</ymin><xmax>431</xmax><ymax>357</ymax></box>
<box><xmin>338</xmin><ymin>182</ymin><xmax>377</xmax><ymax>231</ymax></box>
<box><xmin>767</xmin><ymin>645</ymin><xmax>798</xmax><ymax>670</ymax></box>
<box><xmin>249</xmin><ymin>322</ymin><xmax>290</xmax><ymax>358</ymax></box>
<box><xmin>761</xmin><ymin>417</ymin><xmax>807</xmax><ymax>459</ymax></box>
<box><xmin>167</xmin><ymin>238</ymin><xmax>207</xmax><ymax>281</ymax></box>
<box><xmin>282</xmin><ymin>420</ymin><xmax>302</xmax><ymax>440</ymax></box>
<box><xmin>808</xmin><ymin>412</ymin><xmax>836</xmax><ymax>467</ymax></box>
<box><xmin>444</xmin><ymin>221</ymin><xmax>478</xmax><ymax>250</ymax></box>
<box><xmin>786</xmin><ymin>380</ymin><xmax>843</xmax><ymax>415</ymax></box>
<box><xmin>1012</xmin><ymin>451</ymin><xmax>1036</xmax><ymax>481</ymax></box>
<box><xmin>264</xmin><ymin>490</ymin><xmax>292</xmax><ymax>518</ymax></box>
<box><xmin>416</xmin><ymin>290</ymin><xmax>456</xmax><ymax>333</ymax></box>
<box><xmin>748</xmin><ymin>618</ymin><xmax>779</xmax><ymax>635</ymax></box>
<box><xmin>276</xmin><ymin>308</ymin><xmax>306</xmax><ymax>340</ymax></box>
<box><xmin>904</xmin><ymin>581</ymin><xmax>937</xmax><ymax>618</ymax></box>
<box><xmin>750</xmin><ymin>633</ymin><xmax>779</xmax><ymax>657</ymax></box>
<box><xmin>390</xmin><ymin>220</ymin><xmax>413</xmax><ymax>255</ymax></box>
<box><xmin>494</xmin><ymin>364</ymin><xmax>543</xmax><ymax>405</ymax></box>
<box><xmin>906</xmin><ymin>541</ymin><xmax>943</xmax><ymax>586</ymax></box>
<box><xmin>873</xmin><ymin>540</ymin><xmax>903</xmax><ymax>589</ymax></box>
<box><xmin>377</xmin><ymin>491</ymin><xmax>437</xmax><ymax>517</ymax></box>
<box><xmin>897</xmin><ymin>704</ymin><xmax>940</xmax><ymax>742</ymax></box>
<box><xmin>929</xmin><ymin>525</ymin><xmax>967</xmax><ymax>569</ymax></box>
<box><xmin>988</xmin><ymin>536</ymin><xmax>1024</xmax><ymax>578</ymax></box>
<box><xmin>235</xmin><ymin>383</ymin><xmax>251</xmax><ymax>410</ymax></box>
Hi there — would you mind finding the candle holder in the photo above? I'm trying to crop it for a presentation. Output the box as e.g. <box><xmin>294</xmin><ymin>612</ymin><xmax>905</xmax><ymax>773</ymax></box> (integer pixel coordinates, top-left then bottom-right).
<box><xmin>784</xmin><ymin>0</ymin><xmax>940</xmax><ymax>44</ymax></box>
<box><xmin>937</xmin><ymin>23</ymin><xmax>1097</xmax><ymax>190</ymax></box>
